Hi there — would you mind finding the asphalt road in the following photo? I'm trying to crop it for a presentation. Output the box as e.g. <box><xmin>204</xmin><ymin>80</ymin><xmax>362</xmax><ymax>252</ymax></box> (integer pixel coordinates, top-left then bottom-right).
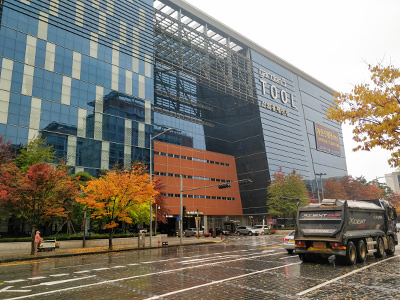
<box><xmin>1</xmin><ymin>235</ymin><xmax>400</xmax><ymax>299</ymax></box>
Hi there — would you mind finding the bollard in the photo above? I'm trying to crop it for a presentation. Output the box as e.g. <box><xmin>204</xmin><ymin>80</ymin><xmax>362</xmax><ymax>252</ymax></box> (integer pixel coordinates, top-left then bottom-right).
<box><xmin>158</xmin><ymin>241</ymin><xmax>160</xmax><ymax>247</ymax></box>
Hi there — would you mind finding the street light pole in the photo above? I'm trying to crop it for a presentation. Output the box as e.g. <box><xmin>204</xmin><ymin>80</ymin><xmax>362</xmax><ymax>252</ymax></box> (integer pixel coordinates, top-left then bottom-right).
<box><xmin>180</xmin><ymin>175</ymin><xmax>183</xmax><ymax>245</ymax></box>
<box><xmin>315</xmin><ymin>173</ymin><xmax>327</xmax><ymax>201</ymax></box>
<box><xmin>149</xmin><ymin>128</ymin><xmax>172</xmax><ymax>248</ymax></box>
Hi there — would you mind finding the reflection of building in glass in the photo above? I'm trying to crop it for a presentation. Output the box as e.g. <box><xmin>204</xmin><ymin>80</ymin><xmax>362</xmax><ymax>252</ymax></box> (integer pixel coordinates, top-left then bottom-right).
<box><xmin>0</xmin><ymin>0</ymin><xmax>347</xmax><ymax>232</ymax></box>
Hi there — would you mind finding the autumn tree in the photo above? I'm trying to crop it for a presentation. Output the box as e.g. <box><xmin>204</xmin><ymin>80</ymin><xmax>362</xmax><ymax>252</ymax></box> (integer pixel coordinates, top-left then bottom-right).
<box><xmin>327</xmin><ymin>63</ymin><xmax>400</xmax><ymax>167</ymax></box>
<box><xmin>323</xmin><ymin>178</ymin><xmax>348</xmax><ymax>199</ymax></box>
<box><xmin>267</xmin><ymin>169</ymin><xmax>309</xmax><ymax>226</ymax></box>
<box><xmin>0</xmin><ymin>163</ymin><xmax>80</xmax><ymax>255</ymax></box>
<box><xmin>388</xmin><ymin>193</ymin><xmax>400</xmax><ymax>215</ymax></box>
<box><xmin>0</xmin><ymin>135</ymin><xmax>15</xmax><ymax>166</ymax></box>
<box><xmin>77</xmin><ymin>163</ymin><xmax>158</xmax><ymax>250</ymax></box>
<box><xmin>0</xmin><ymin>136</ymin><xmax>16</xmax><ymax>225</ymax></box>
<box><xmin>339</xmin><ymin>176</ymin><xmax>384</xmax><ymax>200</ymax></box>
<box><xmin>16</xmin><ymin>136</ymin><xmax>56</xmax><ymax>172</ymax></box>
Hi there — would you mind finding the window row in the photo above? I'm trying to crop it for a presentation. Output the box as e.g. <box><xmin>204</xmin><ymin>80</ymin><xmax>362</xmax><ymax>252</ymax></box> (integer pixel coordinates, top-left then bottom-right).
<box><xmin>153</xmin><ymin>171</ymin><xmax>231</xmax><ymax>183</ymax></box>
<box><xmin>162</xmin><ymin>193</ymin><xmax>235</xmax><ymax>201</ymax></box>
<box><xmin>154</xmin><ymin>151</ymin><xmax>230</xmax><ymax>166</ymax></box>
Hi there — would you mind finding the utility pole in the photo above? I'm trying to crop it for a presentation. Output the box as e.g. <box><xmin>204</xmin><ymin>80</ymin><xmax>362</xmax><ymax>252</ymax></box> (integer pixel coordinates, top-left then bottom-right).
<box><xmin>315</xmin><ymin>173</ymin><xmax>327</xmax><ymax>201</ymax></box>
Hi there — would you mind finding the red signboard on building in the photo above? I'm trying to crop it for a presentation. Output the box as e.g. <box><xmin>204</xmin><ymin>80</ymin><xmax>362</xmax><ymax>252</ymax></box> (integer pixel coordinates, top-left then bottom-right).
<box><xmin>314</xmin><ymin>123</ymin><xmax>341</xmax><ymax>156</ymax></box>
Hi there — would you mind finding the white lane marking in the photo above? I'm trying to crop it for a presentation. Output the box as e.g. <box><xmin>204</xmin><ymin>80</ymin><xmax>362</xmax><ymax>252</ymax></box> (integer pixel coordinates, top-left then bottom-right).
<box><xmin>24</xmin><ymin>276</ymin><xmax>96</xmax><ymax>288</ymax></box>
<box><xmin>146</xmin><ymin>262</ymin><xmax>302</xmax><ymax>300</ymax></box>
<box><xmin>4</xmin><ymin>280</ymin><xmax>27</xmax><ymax>284</ymax></box>
<box><xmin>27</xmin><ymin>277</ymin><xmax>46</xmax><ymax>280</ymax></box>
<box><xmin>110</xmin><ymin>266</ymin><xmax>125</xmax><ymax>269</ymax></box>
<box><xmin>74</xmin><ymin>270</ymin><xmax>90</xmax><ymax>274</ymax></box>
<box><xmin>279</xmin><ymin>256</ymin><xmax>299</xmax><ymax>260</ymax></box>
<box><xmin>0</xmin><ymin>286</ymin><xmax>31</xmax><ymax>293</ymax></box>
<box><xmin>296</xmin><ymin>255</ymin><xmax>400</xmax><ymax>297</ymax></box>
<box><xmin>49</xmin><ymin>274</ymin><xmax>69</xmax><ymax>277</ymax></box>
<box><xmin>3</xmin><ymin>252</ymin><xmax>287</xmax><ymax>300</ymax></box>
<box><xmin>180</xmin><ymin>255</ymin><xmax>240</xmax><ymax>264</ymax></box>
<box><xmin>142</xmin><ymin>262</ymin><xmax>154</xmax><ymax>264</ymax></box>
<box><xmin>93</xmin><ymin>268</ymin><xmax>109</xmax><ymax>271</ymax></box>
<box><xmin>127</xmin><ymin>263</ymin><xmax>139</xmax><ymax>266</ymax></box>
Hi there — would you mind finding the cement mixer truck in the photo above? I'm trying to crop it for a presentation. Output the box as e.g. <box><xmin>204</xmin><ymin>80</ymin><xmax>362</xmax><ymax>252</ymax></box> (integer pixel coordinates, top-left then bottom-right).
<box><xmin>294</xmin><ymin>199</ymin><xmax>398</xmax><ymax>265</ymax></box>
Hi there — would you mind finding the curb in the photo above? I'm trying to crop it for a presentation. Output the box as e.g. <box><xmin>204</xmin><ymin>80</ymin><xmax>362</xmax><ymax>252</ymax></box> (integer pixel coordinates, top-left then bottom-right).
<box><xmin>0</xmin><ymin>241</ymin><xmax>215</xmax><ymax>264</ymax></box>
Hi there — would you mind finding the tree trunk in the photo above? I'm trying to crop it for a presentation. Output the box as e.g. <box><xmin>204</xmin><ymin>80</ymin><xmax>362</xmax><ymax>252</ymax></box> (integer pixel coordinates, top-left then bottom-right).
<box><xmin>108</xmin><ymin>228</ymin><xmax>113</xmax><ymax>250</ymax></box>
<box><xmin>67</xmin><ymin>218</ymin><xmax>72</xmax><ymax>235</ymax></box>
<box><xmin>31</xmin><ymin>225</ymin><xmax>36</xmax><ymax>255</ymax></box>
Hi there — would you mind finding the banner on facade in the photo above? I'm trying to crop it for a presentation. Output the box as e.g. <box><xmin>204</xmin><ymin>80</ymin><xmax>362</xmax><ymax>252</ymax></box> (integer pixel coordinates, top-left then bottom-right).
<box><xmin>314</xmin><ymin>123</ymin><xmax>341</xmax><ymax>156</ymax></box>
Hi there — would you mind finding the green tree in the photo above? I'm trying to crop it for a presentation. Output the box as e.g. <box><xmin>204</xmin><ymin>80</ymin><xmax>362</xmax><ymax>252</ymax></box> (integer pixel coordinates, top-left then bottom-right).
<box><xmin>16</xmin><ymin>136</ymin><xmax>56</xmax><ymax>172</ymax></box>
<box><xmin>267</xmin><ymin>169</ymin><xmax>309</xmax><ymax>226</ymax></box>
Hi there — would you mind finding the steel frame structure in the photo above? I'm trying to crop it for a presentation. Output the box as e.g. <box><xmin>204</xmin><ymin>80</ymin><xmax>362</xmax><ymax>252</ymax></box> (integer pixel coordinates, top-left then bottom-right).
<box><xmin>154</xmin><ymin>0</ymin><xmax>257</xmax><ymax>122</ymax></box>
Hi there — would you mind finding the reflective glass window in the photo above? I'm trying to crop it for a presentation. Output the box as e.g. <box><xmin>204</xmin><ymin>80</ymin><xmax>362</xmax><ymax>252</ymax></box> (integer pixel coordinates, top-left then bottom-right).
<box><xmin>70</xmin><ymin>79</ymin><xmax>96</xmax><ymax>110</ymax></box>
<box><xmin>102</xmin><ymin>114</ymin><xmax>124</xmax><ymax>143</ymax></box>
<box><xmin>35</xmin><ymin>39</ymin><xmax>47</xmax><ymax>68</ymax></box>
<box><xmin>109</xmin><ymin>142</ymin><xmax>124</xmax><ymax>168</ymax></box>
<box><xmin>54</xmin><ymin>46</ymin><xmax>73</xmax><ymax>77</ymax></box>
<box><xmin>10</xmin><ymin>61</ymin><xmax>24</xmax><ymax>93</ymax></box>
<box><xmin>8</xmin><ymin>93</ymin><xmax>31</xmax><ymax>127</ymax></box>
<box><xmin>77</xmin><ymin>138</ymin><xmax>101</xmax><ymax>168</ymax></box>
<box><xmin>42</xmin><ymin>132</ymin><xmax>68</xmax><ymax>160</ymax></box>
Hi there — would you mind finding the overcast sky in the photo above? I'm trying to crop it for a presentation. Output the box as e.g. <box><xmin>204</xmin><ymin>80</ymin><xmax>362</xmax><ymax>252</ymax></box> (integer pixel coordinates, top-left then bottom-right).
<box><xmin>185</xmin><ymin>0</ymin><xmax>400</xmax><ymax>182</ymax></box>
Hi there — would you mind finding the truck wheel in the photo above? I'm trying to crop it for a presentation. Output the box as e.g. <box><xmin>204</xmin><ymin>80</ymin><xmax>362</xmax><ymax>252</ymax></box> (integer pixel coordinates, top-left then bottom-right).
<box><xmin>356</xmin><ymin>240</ymin><xmax>367</xmax><ymax>263</ymax></box>
<box><xmin>345</xmin><ymin>241</ymin><xmax>357</xmax><ymax>265</ymax></box>
<box><xmin>374</xmin><ymin>237</ymin><xmax>385</xmax><ymax>258</ymax></box>
<box><xmin>386</xmin><ymin>236</ymin><xmax>395</xmax><ymax>255</ymax></box>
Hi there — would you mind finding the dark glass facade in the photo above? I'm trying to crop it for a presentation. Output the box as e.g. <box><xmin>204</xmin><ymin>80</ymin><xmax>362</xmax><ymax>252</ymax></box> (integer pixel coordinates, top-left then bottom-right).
<box><xmin>0</xmin><ymin>0</ymin><xmax>347</xmax><ymax>220</ymax></box>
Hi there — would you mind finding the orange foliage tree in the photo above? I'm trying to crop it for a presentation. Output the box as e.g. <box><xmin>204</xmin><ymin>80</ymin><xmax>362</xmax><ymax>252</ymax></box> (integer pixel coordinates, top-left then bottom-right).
<box><xmin>388</xmin><ymin>193</ymin><xmax>400</xmax><ymax>215</ymax></box>
<box><xmin>327</xmin><ymin>63</ymin><xmax>400</xmax><ymax>167</ymax></box>
<box><xmin>0</xmin><ymin>162</ymin><xmax>80</xmax><ymax>255</ymax></box>
<box><xmin>323</xmin><ymin>178</ymin><xmax>348</xmax><ymax>199</ymax></box>
<box><xmin>323</xmin><ymin>176</ymin><xmax>384</xmax><ymax>201</ymax></box>
<box><xmin>77</xmin><ymin>163</ymin><xmax>158</xmax><ymax>250</ymax></box>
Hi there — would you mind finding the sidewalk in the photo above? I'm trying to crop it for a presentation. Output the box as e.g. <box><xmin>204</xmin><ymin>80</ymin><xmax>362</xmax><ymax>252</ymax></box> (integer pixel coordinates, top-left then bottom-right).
<box><xmin>0</xmin><ymin>236</ymin><xmax>217</xmax><ymax>264</ymax></box>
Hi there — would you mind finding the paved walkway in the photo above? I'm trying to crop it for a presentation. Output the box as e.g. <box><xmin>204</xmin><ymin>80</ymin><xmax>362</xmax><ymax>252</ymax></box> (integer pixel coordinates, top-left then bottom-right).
<box><xmin>0</xmin><ymin>236</ymin><xmax>219</xmax><ymax>263</ymax></box>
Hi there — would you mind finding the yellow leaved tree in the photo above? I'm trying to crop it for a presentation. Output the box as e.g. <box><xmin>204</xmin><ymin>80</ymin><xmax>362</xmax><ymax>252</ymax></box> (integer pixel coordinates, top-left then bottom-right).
<box><xmin>77</xmin><ymin>163</ymin><xmax>158</xmax><ymax>250</ymax></box>
<box><xmin>327</xmin><ymin>64</ymin><xmax>400</xmax><ymax>167</ymax></box>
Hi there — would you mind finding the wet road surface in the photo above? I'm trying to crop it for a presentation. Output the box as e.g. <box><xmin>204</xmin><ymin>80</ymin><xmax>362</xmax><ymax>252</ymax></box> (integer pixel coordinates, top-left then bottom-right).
<box><xmin>1</xmin><ymin>235</ymin><xmax>400</xmax><ymax>299</ymax></box>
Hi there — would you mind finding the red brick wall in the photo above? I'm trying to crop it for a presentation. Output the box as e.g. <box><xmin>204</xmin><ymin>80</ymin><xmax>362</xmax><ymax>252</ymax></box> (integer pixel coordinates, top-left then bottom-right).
<box><xmin>154</xmin><ymin>141</ymin><xmax>243</xmax><ymax>216</ymax></box>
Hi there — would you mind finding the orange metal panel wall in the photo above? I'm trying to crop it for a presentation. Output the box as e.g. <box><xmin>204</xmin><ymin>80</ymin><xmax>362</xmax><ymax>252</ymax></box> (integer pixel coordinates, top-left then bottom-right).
<box><xmin>154</xmin><ymin>141</ymin><xmax>243</xmax><ymax>216</ymax></box>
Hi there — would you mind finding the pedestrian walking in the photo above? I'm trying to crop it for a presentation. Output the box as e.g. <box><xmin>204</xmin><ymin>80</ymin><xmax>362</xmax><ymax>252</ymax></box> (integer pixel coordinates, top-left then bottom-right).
<box><xmin>35</xmin><ymin>231</ymin><xmax>42</xmax><ymax>251</ymax></box>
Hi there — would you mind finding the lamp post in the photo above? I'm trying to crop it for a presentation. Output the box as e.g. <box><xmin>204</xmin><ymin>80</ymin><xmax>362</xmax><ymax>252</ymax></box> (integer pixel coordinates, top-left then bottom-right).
<box><xmin>315</xmin><ymin>173</ymin><xmax>327</xmax><ymax>202</ymax></box>
<box><xmin>149</xmin><ymin>128</ymin><xmax>172</xmax><ymax>248</ymax></box>
<box><xmin>155</xmin><ymin>205</ymin><xmax>160</xmax><ymax>234</ymax></box>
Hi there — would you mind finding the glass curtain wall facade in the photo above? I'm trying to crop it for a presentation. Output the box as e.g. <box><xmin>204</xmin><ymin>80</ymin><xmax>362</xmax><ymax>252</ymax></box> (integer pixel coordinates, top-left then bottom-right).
<box><xmin>0</xmin><ymin>0</ymin><xmax>347</xmax><ymax>221</ymax></box>
<box><xmin>0</xmin><ymin>0</ymin><xmax>154</xmax><ymax>177</ymax></box>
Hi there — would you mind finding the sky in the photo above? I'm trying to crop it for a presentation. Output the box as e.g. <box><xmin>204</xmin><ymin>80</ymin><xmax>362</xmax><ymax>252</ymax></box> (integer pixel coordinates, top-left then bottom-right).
<box><xmin>184</xmin><ymin>0</ymin><xmax>400</xmax><ymax>182</ymax></box>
